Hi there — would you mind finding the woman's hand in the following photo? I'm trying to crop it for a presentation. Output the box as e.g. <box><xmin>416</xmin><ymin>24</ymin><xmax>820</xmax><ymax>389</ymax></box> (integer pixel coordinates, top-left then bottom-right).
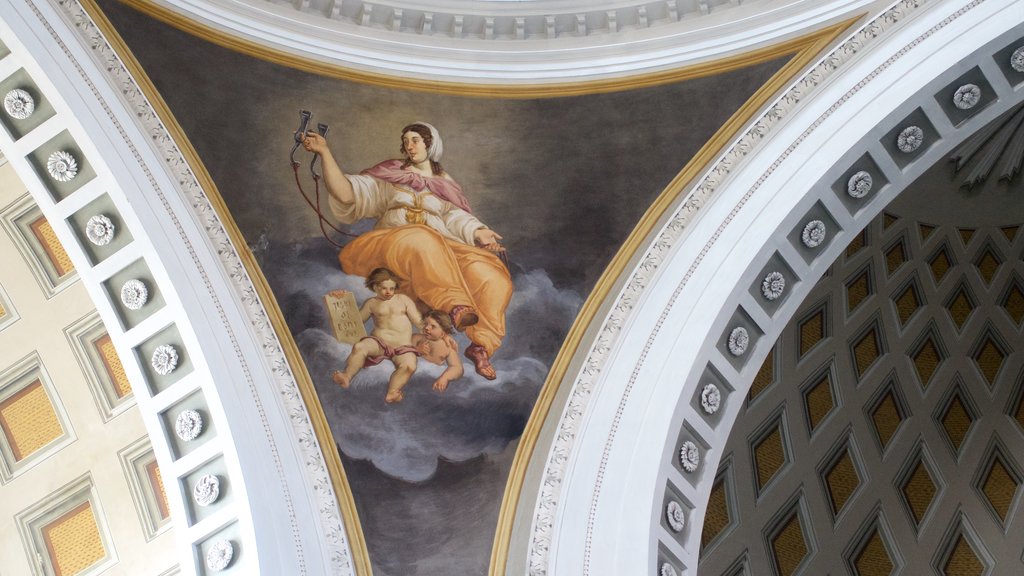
<box><xmin>474</xmin><ymin>229</ymin><xmax>505</xmax><ymax>253</ymax></box>
<box><xmin>298</xmin><ymin>131</ymin><xmax>355</xmax><ymax>203</ymax></box>
<box><xmin>300</xmin><ymin>131</ymin><xmax>329</xmax><ymax>156</ymax></box>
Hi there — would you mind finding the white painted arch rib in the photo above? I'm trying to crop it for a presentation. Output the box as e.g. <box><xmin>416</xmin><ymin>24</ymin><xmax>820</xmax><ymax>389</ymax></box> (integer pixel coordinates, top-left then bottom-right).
<box><xmin>5</xmin><ymin>1</ymin><xmax>1017</xmax><ymax>576</ymax></box>
<box><xmin>153</xmin><ymin>0</ymin><xmax>877</xmax><ymax>82</ymax></box>
<box><xmin>532</xmin><ymin>0</ymin><xmax>1024</xmax><ymax>574</ymax></box>
<box><xmin>0</xmin><ymin>1</ymin><xmax>353</xmax><ymax>574</ymax></box>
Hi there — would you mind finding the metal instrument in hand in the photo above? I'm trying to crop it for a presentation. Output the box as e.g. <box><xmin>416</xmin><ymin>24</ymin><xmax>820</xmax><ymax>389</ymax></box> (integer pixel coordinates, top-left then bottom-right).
<box><xmin>290</xmin><ymin>109</ymin><xmax>357</xmax><ymax>247</ymax></box>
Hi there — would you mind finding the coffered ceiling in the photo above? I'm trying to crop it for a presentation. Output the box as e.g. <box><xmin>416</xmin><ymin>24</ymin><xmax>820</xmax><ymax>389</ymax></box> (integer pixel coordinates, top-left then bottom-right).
<box><xmin>0</xmin><ymin>160</ymin><xmax>179</xmax><ymax>576</ymax></box>
<box><xmin>698</xmin><ymin>132</ymin><xmax>1024</xmax><ymax>575</ymax></box>
<box><xmin>1</xmin><ymin>1</ymin><xmax>1020</xmax><ymax>575</ymax></box>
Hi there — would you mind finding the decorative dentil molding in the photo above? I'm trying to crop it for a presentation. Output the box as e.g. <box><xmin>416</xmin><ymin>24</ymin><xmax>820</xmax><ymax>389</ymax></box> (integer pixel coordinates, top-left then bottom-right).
<box><xmin>528</xmin><ymin>0</ymin><xmax>937</xmax><ymax>573</ymax></box>
<box><xmin>266</xmin><ymin>0</ymin><xmax>744</xmax><ymax>40</ymax></box>
<box><xmin>579</xmin><ymin>0</ymin><xmax>1009</xmax><ymax>574</ymax></box>
<box><xmin>152</xmin><ymin>0</ymin><xmax>876</xmax><ymax>82</ymax></box>
<box><xmin>51</xmin><ymin>1</ymin><xmax>354</xmax><ymax>573</ymax></box>
<box><xmin>36</xmin><ymin>0</ymin><xmax>956</xmax><ymax>575</ymax></box>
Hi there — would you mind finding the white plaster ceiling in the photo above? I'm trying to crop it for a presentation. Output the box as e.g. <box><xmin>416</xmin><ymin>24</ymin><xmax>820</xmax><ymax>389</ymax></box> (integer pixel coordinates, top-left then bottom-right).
<box><xmin>148</xmin><ymin>0</ymin><xmax>881</xmax><ymax>82</ymax></box>
<box><xmin>4</xmin><ymin>1</ymin><xmax>1019</xmax><ymax>575</ymax></box>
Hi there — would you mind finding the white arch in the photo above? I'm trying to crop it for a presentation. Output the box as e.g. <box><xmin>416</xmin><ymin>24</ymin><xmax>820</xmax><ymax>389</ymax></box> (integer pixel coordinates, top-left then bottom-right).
<box><xmin>5</xmin><ymin>0</ymin><xmax>1023</xmax><ymax>575</ymax></box>
<box><xmin>144</xmin><ymin>0</ymin><xmax>873</xmax><ymax>83</ymax></box>
<box><xmin>0</xmin><ymin>1</ymin><xmax>351</xmax><ymax>574</ymax></box>
<box><xmin>528</xmin><ymin>0</ymin><xmax>1024</xmax><ymax>573</ymax></box>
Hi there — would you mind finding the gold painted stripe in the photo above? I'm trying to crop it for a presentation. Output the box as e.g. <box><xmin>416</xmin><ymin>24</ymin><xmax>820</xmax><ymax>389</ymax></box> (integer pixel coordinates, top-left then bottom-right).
<box><xmin>30</xmin><ymin>216</ymin><xmax>74</xmax><ymax>277</ymax></box>
<box><xmin>491</xmin><ymin>18</ymin><xmax>860</xmax><ymax>574</ymax></box>
<box><xmin>0</xmin><ymin>379</ymin><xmax>62</xmax><ymax>461</ymax></box>
<box><xmin>118</xmin><ymin>0</ymin><xmax>848</xmax><ymax>99</ymax></box>
<box><xmin>43</xmin><ymin>501</ymin><xmax>106</xmax><ymax>576</ymax></box>
<box><xmin>80</xmin><ymin>2</ymin><xmax>372</xmax><ymax>572</ymax></box>
<box><xmin>146</xmin><ymin>457</ymin><xmax>171</xmax><ymax>520</ymax></box>
<box><xmin>78</xmin><ymin>2</ymin><xmax>862</xmax><ymax>574</ymax></box>
<box><xmin>95</xmin><ymin>333</ymin><xmax>131</xmax><ymax>398</ymax></box>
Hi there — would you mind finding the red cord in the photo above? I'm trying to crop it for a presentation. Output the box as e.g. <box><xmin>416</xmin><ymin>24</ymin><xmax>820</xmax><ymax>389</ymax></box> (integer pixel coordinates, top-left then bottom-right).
<box><xmin>291</xmin><ymin>162</ymin><xmax>356</xmax><ymax>248</ymax></box>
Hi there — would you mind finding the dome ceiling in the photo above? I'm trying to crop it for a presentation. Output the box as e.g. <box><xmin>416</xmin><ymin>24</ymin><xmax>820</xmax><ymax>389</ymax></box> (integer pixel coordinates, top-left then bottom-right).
<box><xmin>699</xmin><ymin>117</ymin><xmax>1024</xmax><ymax>573</ymax></box>
<box><xmin>134</xmin><ymin>0</ymin><xmax>877</xmax><ymax>82</ymax></box>
<box><xmin>2</xmin><ymin>1</ymin><xmax>1015</xmax><ymax>575</ymax></box>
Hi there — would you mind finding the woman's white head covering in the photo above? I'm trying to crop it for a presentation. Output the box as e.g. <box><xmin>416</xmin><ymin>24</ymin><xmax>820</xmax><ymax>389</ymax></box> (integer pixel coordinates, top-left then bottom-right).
<box><xmin>412</xmin><ymin>121</ymin><xmax>443</xmax><ymax>162</ymax></box>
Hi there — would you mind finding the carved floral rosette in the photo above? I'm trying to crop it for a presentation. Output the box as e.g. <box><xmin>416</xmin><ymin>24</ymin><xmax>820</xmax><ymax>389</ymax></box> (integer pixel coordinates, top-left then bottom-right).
<box><xmin>1011</xmin><ymin>46</ymin><xmax>1024</xmax><ymax>73</ymax></box>
<box><xmin>120</xmin><ymin>279</ymin><xmax>148</xmax><ymax>310</ymax></box>
<box><xmin>85</xmin><ymin>214</ymin><xmax>115</xmax><ymax>246</ymax></box>
<box><xmin>523</xmin><ymin>0</ymin><xmax>959</xmax><ymax>571</ymax></box>
<box><xmin>193</xmin><ymin>474</ymin><xmax>221</xmax><ymax>507</ymax></box>
<box><xmin>52</xmin><ymin>1</ymin><xmax>351</xmax><ymax>573</ymax></box>
<box><xmin>40</xmin><ymin>1</ymin><xmax>956</xmax><ymax>574</ymax></box>
<box><xmin>953</xmin><ymin>83</ymin><xmax>981</xmax><ymax>109</ymax></box>
<box><xmin>3</xmin><ymin>88</ymin><xmax>35</xmax><ymax>119</ymax></box>
<box><xmin>661</xmin><ymin>563</ymin><xmax>678</xmax><ymax>576</ymax></box>
<box><xmin>205</xmin><ymin>539</ymin><xmax>234</xmax><ymax>571</ymax></box>
<box><xmin>679</xmin><ymin>440</ymin><xmax>700</xmax><ymax>473</ymax></box>
<box><xmin>700</xmin><ymin>383</ymin><xmax>722</xmax><ymax>415</ymax></box>
<box><xmin>801</xmin><ymin>220</ymin><xmax>826</xmax><ymax>248</ymax></box>
<box><xmin>761</xmin><ymin>271</ymin><xmax>786</xmax><ymax>301</ymax></box>
<box><xmin>151</xmin><ymin>344</ymin><xmax>178</xmax><ymax>375</ymax></box>
<box><xmin>846</xmin><ymin>171</ymin><xmax>873</xmax><ymax>198</ymax></box>
<box><xmin>896</xmin><ymin>125</ymin><xmax>925</xmax><ymax>153</ymax></box>
<box><xmin>727</xmin><ymin>327</ymin><xmax>749</xmax><ymax>356</ymax></box>
<box><xmin>175</xmin><ymin>408</ymin><xmax>203</xmax><ymax>442</ymax></box>
<box><xmin>46</xmin><ymin>150</ymin><xmax>79</xmax><ymax>182</ymax></box>
<box><xmin>665</xmin><ymin>500</ymin><xmax>686</xmax><ymax>532</ymax></box>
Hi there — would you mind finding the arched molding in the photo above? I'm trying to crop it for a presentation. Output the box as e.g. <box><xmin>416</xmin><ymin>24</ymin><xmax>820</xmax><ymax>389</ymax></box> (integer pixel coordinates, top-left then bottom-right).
<box><xmin>131</xmin><ymin>0</ymin><xmax>875</xmax><ymax>83</ymax></box>
<box><xmin>4</xmin><ymin>1</ymin><xmax>1021</xmax><ymax>576</ymax></box>
<box><xmin>526</xmin><ymin>0</ymin><xmax>1024</xmax><ymax>574</ymax></box>
<box><xmin>0</xmin><ymin>1</ymin><xmax>353</xmax><ymax>574</ymax></box>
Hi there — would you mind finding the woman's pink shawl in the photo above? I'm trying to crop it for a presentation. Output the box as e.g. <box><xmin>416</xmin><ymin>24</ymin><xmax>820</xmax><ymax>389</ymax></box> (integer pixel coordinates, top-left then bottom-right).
<box><xmin>361</xmin><ymin>159</ymin><xmax>472</xmax><ymax>213</ymax></box>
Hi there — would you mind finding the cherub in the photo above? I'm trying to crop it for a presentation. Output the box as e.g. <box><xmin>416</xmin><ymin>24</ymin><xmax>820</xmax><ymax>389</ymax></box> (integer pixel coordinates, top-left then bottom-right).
<box><xmin>411</xmin><ymin>310</ymin><xmax>464</xmax><ymax>393</ymax></box>
<box><xmin>332</xmin><ymin>268</ymin><xmax>422</xmax><ymax>403</ymax></box>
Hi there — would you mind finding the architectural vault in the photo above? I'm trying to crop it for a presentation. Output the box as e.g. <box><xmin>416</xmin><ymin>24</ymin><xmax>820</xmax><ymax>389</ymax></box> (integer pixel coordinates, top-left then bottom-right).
<box><xmin>0</xmin><ymin>0</ymin><xmax>1021</xmax><ymax>575</ymax></box>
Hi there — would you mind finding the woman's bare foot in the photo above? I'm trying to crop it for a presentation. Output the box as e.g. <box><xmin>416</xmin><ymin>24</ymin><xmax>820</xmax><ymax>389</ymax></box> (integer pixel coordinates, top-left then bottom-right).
<box><xmin>385</xmin><ymin>390</ymin><xmax>405</xmax><ymax>403</ymax></box>
<box><xmin>464</xmin><ymin>343</ymin><xmax>496</xmax><ymax>380</ymax></box>
<box><xmin>332</xmin><ymin>370</ymin><xmax>351</xmax><ymax>388</ymax></box>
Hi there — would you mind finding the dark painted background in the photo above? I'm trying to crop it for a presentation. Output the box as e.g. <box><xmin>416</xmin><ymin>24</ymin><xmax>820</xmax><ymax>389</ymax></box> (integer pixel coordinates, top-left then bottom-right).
<box><xmin>99</xmin><ymin>2</ymin><xmax>786</xmax><ymax>572</ymax></box>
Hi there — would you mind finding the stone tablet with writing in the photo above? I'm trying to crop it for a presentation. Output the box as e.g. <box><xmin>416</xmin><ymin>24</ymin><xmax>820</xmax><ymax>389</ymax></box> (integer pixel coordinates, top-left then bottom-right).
<box><xmin>323</xmin><ymin>290</ymin><xmax>366</xmax><ymax>344</ymax></box>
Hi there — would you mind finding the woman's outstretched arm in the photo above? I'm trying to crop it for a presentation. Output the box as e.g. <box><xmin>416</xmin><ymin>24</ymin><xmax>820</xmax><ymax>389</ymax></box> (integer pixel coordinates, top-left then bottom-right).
<box><xmin>301</xmin><ymin>132</ymin><xmax>355</xmax><ymax>205</ymax></box>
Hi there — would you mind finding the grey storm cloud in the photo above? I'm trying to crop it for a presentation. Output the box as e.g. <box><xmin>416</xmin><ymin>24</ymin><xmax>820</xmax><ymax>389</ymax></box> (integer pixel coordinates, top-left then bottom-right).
<box><xmin>266</xmin><ymin>240</ymin><xmax>583</xmax><ymax>482</ymax></box>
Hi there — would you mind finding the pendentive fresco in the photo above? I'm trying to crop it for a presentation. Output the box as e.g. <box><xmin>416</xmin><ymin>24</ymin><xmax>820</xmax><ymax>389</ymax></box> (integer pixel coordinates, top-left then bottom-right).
<box><xmin>97</xmin><ymin>1</ymin><xmax>791</xmax><ymax>571</ymax></box>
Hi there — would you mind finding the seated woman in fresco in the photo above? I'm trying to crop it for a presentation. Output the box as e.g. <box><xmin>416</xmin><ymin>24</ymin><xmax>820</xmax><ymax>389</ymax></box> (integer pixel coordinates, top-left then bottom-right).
<box><xmin>301</xmin><ymin>122</ymin><xmax>512</xmax><ymax>379</ymax></box>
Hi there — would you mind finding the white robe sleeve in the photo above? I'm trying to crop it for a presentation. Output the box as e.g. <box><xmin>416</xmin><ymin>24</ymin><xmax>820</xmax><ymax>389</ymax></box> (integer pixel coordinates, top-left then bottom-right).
<box><xmin>441</xmin><ymin>203</ymin><xmax>488</xmax><ymax>246</ymax></box>
<box><xmin>329</xmin><ymin>174</ymin><xmax>392</xmax><ymax>224</ymax></box>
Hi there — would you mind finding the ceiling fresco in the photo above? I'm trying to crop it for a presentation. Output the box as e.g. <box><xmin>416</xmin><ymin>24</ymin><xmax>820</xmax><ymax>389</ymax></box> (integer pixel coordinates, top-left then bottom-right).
<box><xmin>93</xmin><ymin>0</ymin><xmax>803</xmax><ymax>572</ymax></box>
<box><xmin>2</xmin><ymin>0</ymin><xmax>1021</xmax><ymax>574</ymax></box>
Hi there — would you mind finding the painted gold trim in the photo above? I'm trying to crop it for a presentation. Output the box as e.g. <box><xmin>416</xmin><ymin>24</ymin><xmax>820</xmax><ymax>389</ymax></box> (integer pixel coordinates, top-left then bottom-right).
<box><xmin>81</xmin><ymin>2</ymin><xmax>860</xmax><ymax>574</ymax></box>
<box><xmin>79</xmin><ymin>1</ymin><xmax>375</xmax><ymax>574</ymax></box>
<box><xmin>122</xmin><ymin>0</ymin><xmax>842</xmax><ymax>99</ymax></box>
<box><xmin>488</xmin><ymin>17</ymin><xmax>860</xmax><ymax>575</ymax></box>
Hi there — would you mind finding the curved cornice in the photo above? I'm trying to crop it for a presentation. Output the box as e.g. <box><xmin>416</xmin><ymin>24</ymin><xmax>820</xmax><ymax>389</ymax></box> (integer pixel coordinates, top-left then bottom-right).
<box><xmin>127</xmin><ymin>0</ymin><xmax>877</xmax><ymax>84</ymax></box>
<box><xmin>525</xmin><ymin>0</ymin><xmax>1024</xmax><ymax>573</ymax></box>
<box><xmin>0</xmin><ymin>1</ymin><xmax>358</xmax><ymax>573</ymax></box>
